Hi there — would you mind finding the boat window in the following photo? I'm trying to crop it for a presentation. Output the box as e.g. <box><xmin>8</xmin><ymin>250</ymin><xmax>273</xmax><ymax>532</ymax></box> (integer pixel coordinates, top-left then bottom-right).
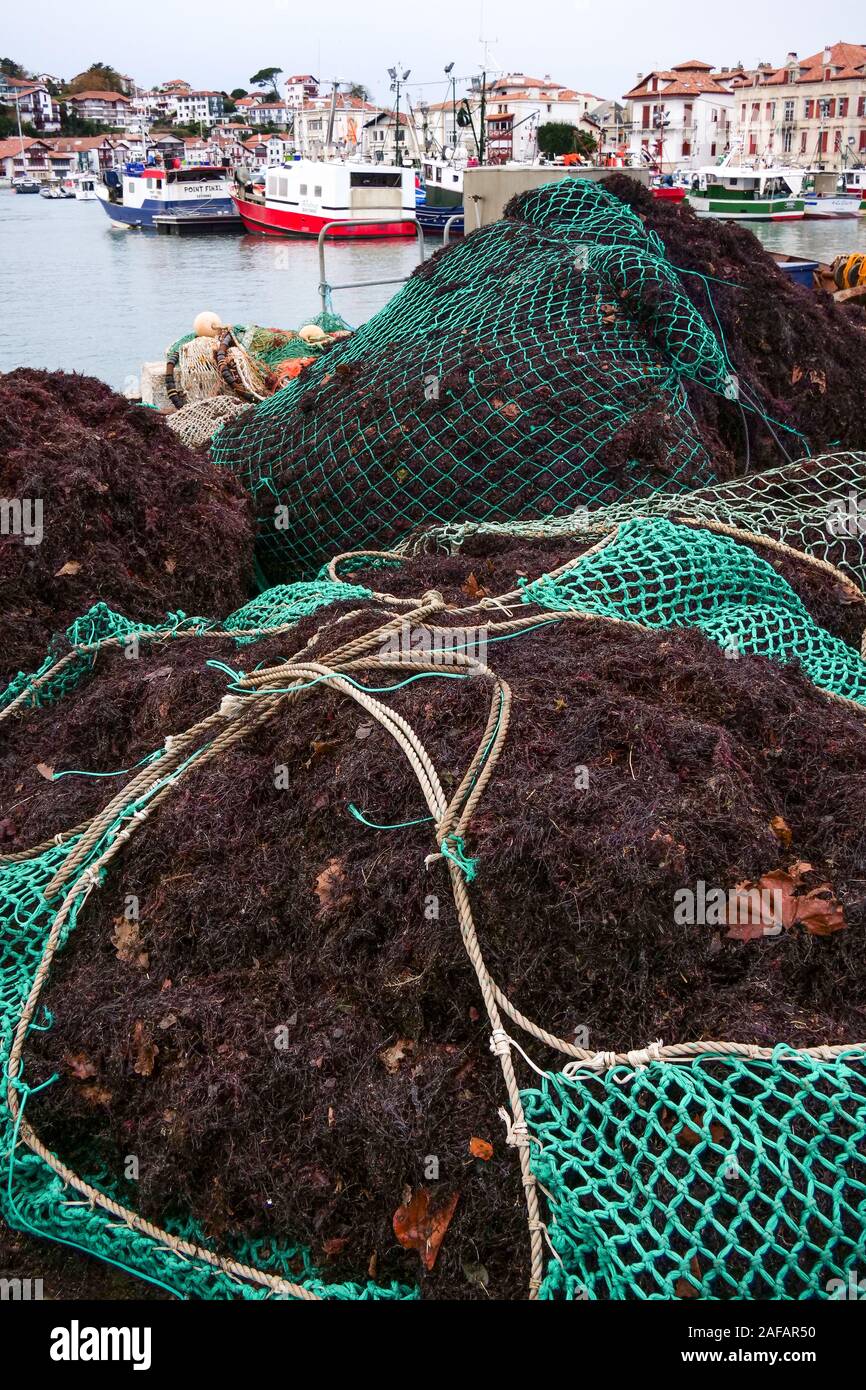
<box><xmin>314</xmin><ymin>185</ymin><xmax>322</xmax><ymax>197</ymax></box>
<box><xmin>278</xmin><ymin>177</ymin><xmax>288</xmax><ymax>199</ymax></box>
<box><xmin>349</xmin><ymin>171</ymin><xmax>402</xmax><ymax>188</ymax></box>
<box><xmin>299</xmin><ymin>183</ymin><xmax>307</xmax><ymax>195</ymax></box>
<box><xmin>435</xmin><ymin>167</ymin><xmax>442</xmax><ymax>182</ymax></box>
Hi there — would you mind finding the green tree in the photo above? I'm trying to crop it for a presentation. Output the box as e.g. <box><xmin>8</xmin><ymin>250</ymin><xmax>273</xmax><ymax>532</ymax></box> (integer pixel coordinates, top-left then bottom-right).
<box><xmin>66</xmin><ymin>62</ymin><xmax>126</xmax><ymax>95</ymax></box>
<box><xmin>230</xmin><ymin>88</ymin><xmax>248</xmax><ymax>100</ymax></box>
<box><xmin>537</xmin><ymin>122</ymin><xmax>577</xmax><ymax>157</ymax></box>
<box><xmin>536</xmin><ymin>122</ymin><xmax>597</xmax><ymax>158</ymax></box>
<box><xmin>249</xmin><ymin>67</ymin><xmax>282</xmax><ymax>99</ymax></box>
<box><xmin>0</xmin><ymin>58</ymin><xmax>28</xmax><ymax>79</ymax></box>
<box><xmin>347</xmin><ymin>82</ymin><xmax>369</xmax><ymax>101</ymax></box>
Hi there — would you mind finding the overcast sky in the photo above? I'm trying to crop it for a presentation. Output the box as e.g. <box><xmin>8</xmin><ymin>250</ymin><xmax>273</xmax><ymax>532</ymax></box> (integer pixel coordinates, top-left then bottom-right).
<box><xmin>4</xmin><ymin>0</ymin><xmax>861</xmax><ymax>107</ymax></box>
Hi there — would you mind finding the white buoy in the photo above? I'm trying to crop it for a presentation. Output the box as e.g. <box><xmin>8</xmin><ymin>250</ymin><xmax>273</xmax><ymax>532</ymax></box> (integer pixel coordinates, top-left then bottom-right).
<box><xmin>298</xmin><ymin>323</ymin><xmax>327</xmax><ymax>344</ymax></box>
<box><xmin>193</xmin><ymin>311</ymin><xmax>223</xmax><ymax>338</ymax></box>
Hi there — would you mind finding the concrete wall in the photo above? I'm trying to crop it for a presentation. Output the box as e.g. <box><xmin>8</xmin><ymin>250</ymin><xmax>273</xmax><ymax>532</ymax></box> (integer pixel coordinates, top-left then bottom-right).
<box><xmin>462</xmin><ymin>166</ymin><xmax>650</xmax><ymax>228</ymax></box>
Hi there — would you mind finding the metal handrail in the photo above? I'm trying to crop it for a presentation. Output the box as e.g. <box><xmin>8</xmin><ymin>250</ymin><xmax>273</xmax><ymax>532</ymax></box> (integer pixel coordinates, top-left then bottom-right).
<box><xmin>443</xmin><ymin>213</ymin><xmax>463</xmax><ymax>246</ymax></box>
<box><xmin>317</xmin><ymin>217</ymin><xmax>426</xmax><ymax>314</ymax></box>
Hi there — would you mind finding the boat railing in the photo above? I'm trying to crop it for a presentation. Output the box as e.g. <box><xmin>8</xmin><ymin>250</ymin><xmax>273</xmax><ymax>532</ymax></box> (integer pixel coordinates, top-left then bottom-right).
<box><xmin>317</xmin><ymin>218</ymin><xmax>426</xmax><ymax>315</ymax></box>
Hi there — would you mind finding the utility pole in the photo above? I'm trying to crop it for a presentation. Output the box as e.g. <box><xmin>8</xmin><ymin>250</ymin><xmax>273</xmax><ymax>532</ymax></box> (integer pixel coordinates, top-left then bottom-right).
<box><xmin>388</xmin><ymin>65</ymin><xmax>411</xmax><ymax>166</ymax></box>
<box><xmin>479</xmin><ymin>69</ymin><xmax>486</xmax><ymax>164</ymax></box>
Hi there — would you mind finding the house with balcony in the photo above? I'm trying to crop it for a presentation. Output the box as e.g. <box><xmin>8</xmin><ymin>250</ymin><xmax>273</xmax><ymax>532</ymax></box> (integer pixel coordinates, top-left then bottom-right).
<box><xmin>63</xmin><ymin>89</ymin><xmax>133</xmax><ymax>127</ymax></box>
<box><xmin>234</xmin><ymin>95</ymin><xmax>290</xmax><ymax>128</ymax></box>
<box><xmin>731</xmin><ymin>43</ymin><xmax>866</xmax><ymax>166</ymax></box>
<box><xmin>0</xmin><ymin>74</ymin><xmax>61</xmax><ymax>131</ymax></box>
<box><xmin>173</xmin><ymin>90</ymin><xmax>226</xmax><ymax>125</ymax></box>
<box><xmin>623</xmin><ymin>60</ymin><xmax>734</xmax><ymax>170</ymax></box>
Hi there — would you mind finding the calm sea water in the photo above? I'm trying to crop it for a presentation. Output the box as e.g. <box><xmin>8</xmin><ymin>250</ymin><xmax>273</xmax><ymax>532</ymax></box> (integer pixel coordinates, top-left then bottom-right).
<box><xmin>1</xmin><ymin>187</ymin><xmax>865</xmax><ymax>392</ymax></box>
<box><xmin>0</xmin><ymin>189</ymin><xmax>425</xmax><ymax>391</ymax></box>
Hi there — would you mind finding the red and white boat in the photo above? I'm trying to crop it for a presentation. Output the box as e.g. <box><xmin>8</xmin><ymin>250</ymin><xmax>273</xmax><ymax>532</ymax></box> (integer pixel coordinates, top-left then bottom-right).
<box><xmin>232</xmin><ymin>159</ymin><xmax>417</xmax><ymax>238</ymax></box>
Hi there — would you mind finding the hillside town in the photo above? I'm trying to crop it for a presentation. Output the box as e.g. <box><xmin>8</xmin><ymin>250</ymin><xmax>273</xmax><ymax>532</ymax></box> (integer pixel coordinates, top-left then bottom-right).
<box><xmin>1</xmin><ymin>42</ymin><xmax>866</xmax><ymax>182</ymax></box>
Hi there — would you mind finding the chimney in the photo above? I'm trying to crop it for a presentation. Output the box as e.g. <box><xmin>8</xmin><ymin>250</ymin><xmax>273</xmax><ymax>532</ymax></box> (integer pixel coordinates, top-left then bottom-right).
<box><xmin>785</xmin><ymin>52</ymin><xmax>798</xmax><ymax>64</ymax></box>
<box><xmin>823</xmin><ymin>46</ymin><xmax>831</xmax><ymax>64</ymax></box>
<box><xmin>636</xmin><ymin>72</ymin><xmax>643</xmax><ymax>82</ymax></box>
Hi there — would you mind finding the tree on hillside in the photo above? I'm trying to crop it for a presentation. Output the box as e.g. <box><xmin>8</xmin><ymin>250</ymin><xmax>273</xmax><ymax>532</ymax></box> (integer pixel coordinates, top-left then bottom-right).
<box><xmin>537</xmin><ymin>121</ymin><xmax>597</xmax><ymax>159</ymax></box>
<box><xmin>347</xmin><ymin>82</ymin><xmax>370</xmax><ymax>101</ymax></box>
<box><xmin>0</xmin><ymin>58</ymin><xmax>28</xmax><ymax>79</ymax></box>
<box><xmin>230</xmin><ymin>88</ymin><xmax>248</xmax><ymax>100</ymax></box>
<box><xmin>66</xmin><ymin>62</ymin><xmax>125</xmax><ymax>95</ymax></box>
<box><xmin>250</xmin><ymin>67</ymin><xmax>282</xmax><ymax>99</ymax></box>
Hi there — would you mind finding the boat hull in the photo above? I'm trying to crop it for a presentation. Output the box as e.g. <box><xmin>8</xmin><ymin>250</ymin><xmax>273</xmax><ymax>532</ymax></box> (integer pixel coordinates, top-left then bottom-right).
<box><xmin>96</xmin><ymin>195</ymin><xmax>238</xmax><ymax>228</ymax></box>
<box><xmin>803</xmin><ymin>195</ymin><xmax>861</xmax><ymax>219</ymax></box>
<box><xmin>232</xmin><ymin>194</ymin><xmax>416</xmax><ymax>238</ymax></box>
<box><xmin>688</xmin><ymin>192</ymin><xmax>804</xmax><ymax>221</ymax></box>
<box><xmin>416</xmin><ymin>202</ymin><xmax>464</xmax><ymax>234</ymax></box>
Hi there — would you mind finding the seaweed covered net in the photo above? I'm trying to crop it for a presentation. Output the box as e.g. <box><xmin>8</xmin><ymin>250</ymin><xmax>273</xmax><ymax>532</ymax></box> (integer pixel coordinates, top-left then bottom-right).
<box><xmin>210</xmin><ymin>179</ymin><xmax>741</xmax><ymax>581</ymax></box>
<box><xmin>411</xmin><ymin>451</ymin><xmax>866</xmax><ymax>591</ymax></box>
<box><xmin>3</xmin><ymin>518</ymin><xmax>866</xmax><ymax>1300</ymax></box>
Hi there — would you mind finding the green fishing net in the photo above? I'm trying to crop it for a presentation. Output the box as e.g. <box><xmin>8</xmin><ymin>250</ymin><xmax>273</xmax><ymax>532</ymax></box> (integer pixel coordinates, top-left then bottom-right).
<box><xmin>527</xmin><ymin>1047</ymin><xmax>866</xmax><ymax>1300</ymax></box>
<box><xmin>210</xmin><ymin>179</ymin><xmax>739</xmax><ymax>581</ymax></box>
<box><xmin>521</xmin><ymin>517</ymin><xmax>866</xmax><ymax>705</ymax></box>
<box><xmin>166</xmin><ymin>312</ymin><xmax>351</xmax><ymax>370</ymax></box>
<box><xmin>416</xmin><ymin>451</ymin><xmax>866</xmax><ymax>591</ymax></box>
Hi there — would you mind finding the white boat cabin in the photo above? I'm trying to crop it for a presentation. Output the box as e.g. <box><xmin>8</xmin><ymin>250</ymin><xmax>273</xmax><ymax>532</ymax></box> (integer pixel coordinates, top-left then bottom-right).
<box><xmin>263</xmin><ymin>160</ymin><xmax>416</xmax><ymax>221</ymax></box>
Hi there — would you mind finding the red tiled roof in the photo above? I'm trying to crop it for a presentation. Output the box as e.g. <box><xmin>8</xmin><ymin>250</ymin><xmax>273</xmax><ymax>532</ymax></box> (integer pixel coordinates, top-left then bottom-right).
<box><xmin>762</xmin><ymin>41</ymin><xmax>866</xmax><ymax>86</ymax></box>
<box><xmin>0</xmin><ymin>136</ymin><xmax>45</xmax><ymax>158</ymax></box>
<box><xmin>672</xmin><ymin>59</ymin><xmax>714</xmax><ymax>71</ymax></box>
<box><xmin>624</xmin><ymin>68</ymin><xmax>732</xmax><ymax>98</ymax></box>
<box><xmin>66</xmin><ymin>89</ymin><xmax>131</xmax><ymax>103</ymax></box>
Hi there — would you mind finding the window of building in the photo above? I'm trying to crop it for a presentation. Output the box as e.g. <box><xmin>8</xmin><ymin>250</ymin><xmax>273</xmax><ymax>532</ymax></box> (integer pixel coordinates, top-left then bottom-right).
<box><xmin>642</xmin><ymin>104</ymin><xmax>651</xmax><ymax>127</ymax></box>
<box><xmin>751</xmin><ymin>101</ymin><xmax>760</xmax><ymax>118</ymax></box>
<box><xmin>748</xmin><ymin>133</ymin><xmax>757</xmax><ymax>154</ymax></box>
<box><xmin>839</xmin><ymin>97</ymin><xmax>849</xmax><ymax>117</ymax></box>
<box><xmin>740</xmin><ymin>103</ymin><xmax>746</xmax><ymax>121</ymax></box>
<box><xmin>800</xmin><ymin>130</ymin><xmax>808</xmax><ymax>153</ymax></box>
<box><xmin>684</xmin><ymin>103</ymin><xmax>692</xmax><ymax>123</ymax></box>
<box><xmin>710</xmin><ymin>141</ymin><xmax>716</xmax><ymax>156</ymax></box>
<box><xmin>682</xmin><ymin>138</ymin><xmax>691</xmax><ymax>156</ymax></box>
<box><xmin>782</xmin><ymin>128</ymin><xmax>793</xmax><ymax>153</ymax></box>
<box><xmin>834</xmin><ymin>129</ymin><xmax>842</xmax><ymax>151</ymax></box>
<box><xmin>860</xmin><ymin>129</ymin><xmax>866</xmax><ymax>151</ymax></box>
<box><xmin>804</xmin><ymin>99</ymin><xmax>814</xmax><ymax>118</ymax></box>
<box><xmin>783</xmin><ymin>99</ymin><xmax>794</xmax><ymax>122</ymax></box>
<box><xmin>859</xmin><ymin>96</ymin><xmax>866</xmax><ymax>117</ymax></box>
<box><xmin>819</xmin><ymin>130</ymin><xmax>828</xmax><ymax>153</ymax></box>
<box><xmin>766</xmin><ymin>101</ymin><xmax>775</xmax><ymax>119</ymax></box>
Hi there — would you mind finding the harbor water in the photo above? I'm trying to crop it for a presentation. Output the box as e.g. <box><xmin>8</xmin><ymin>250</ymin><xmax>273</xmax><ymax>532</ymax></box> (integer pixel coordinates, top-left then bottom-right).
<box><xmin>1</xmin><ymin>187</ymin><xmax>866</xmax><ymax>392</ymax></box>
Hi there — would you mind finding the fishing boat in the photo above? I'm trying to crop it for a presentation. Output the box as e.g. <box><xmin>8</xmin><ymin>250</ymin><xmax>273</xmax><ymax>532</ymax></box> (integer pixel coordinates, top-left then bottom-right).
<box><xmin>420</xmin><ymin>155</ymin><xmax>465</xmax><ymax>209</ymax></box>
<box><xmin>837</xmin><ymin>169</ymin><xmax>866</xmax><ymax>214</ymax></box>
<box><xmin>61</xmin><ymin>174</ymin><xmax>97</xmax><ymax>201</ymax></box>
<box><xmin>97</xmin><ymin>163</ymin><xmax>238</xmax><ymax>229</ymax></box>
<box><xmin>13</xmin><ymin>177</ymin><xmax>40</xmax><ymax>194</ymax></box>
<box><xmin>687</xmin><ymin>166</ymin><xmax>805</xmax><ymax>221</ymax></box>
<box><xmin>39</xmin><ymin>182</ymin><xmax>64</xmax><ymax>199</ymax></box>
<box><xmin>232</xmin><ymin>159</ymin><xmax>417</xmax><ymax>238</ymax></box>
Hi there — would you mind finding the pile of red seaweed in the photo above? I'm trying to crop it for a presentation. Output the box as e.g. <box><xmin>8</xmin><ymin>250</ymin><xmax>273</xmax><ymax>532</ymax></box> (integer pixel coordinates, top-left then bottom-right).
<box><xmin>598</xmin><ymin>174</ymin><xmax>866</xmax><ymax>470</ymax></box>
<box><xmin>17</xmin><ymin>534</ymin><xmax>866</xmax><ymax>1299</ymax></box>
<box><xmin>0</xmin><ymin>369</ymin><xmax>255</xmax><ymax>686</ymax></box>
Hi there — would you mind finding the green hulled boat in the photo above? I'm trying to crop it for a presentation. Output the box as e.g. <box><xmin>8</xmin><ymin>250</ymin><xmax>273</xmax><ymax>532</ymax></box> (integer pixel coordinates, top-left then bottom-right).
<box><xmin>687</xmin><ymin>166</ymin><xmax>805</xmax><ymax>221</ymax></box>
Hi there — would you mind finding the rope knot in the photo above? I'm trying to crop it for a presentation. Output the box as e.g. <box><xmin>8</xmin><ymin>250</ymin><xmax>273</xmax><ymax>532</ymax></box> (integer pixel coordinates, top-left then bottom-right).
<box><xmin>489</xmin><ymin>1029</ymin><xmax>512</xmax><ymax>1059</ymax></box>
<box><xmin>497</xmin><ymin>1104</ymin><xmax>530</xmax><ymax>1148</ymax></box>
<box><xmin>625</xmin><ymin>1039</ymin><xmax>663</xmax><ymax>1071</ymax></box>
<box><xmin>440</xmin><ymin>833</ymin><xmax>477</xmax><ymax>882</ymax></box>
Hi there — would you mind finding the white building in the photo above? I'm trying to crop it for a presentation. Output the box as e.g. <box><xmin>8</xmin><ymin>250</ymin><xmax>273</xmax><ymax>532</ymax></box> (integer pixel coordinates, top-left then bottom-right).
<box><xmin>235</xmin><ymin>96</ymin><xmax>290</xmax><ymax>128</ymax></box>
<box><xmin>296</xmin><ymin>94</ymin><xmax>380</xmax><ymax>157</ymax></box>
<box><xmin>623</xmin><ymin>60</ymin><xmax>734</xmax><ymax>171</ymax></box>
<box><xmin>173</xmin><ymin>90</ymin><xmax>225</xmax><ymax>125</ymax></box>
<box><xmin>729</xmin><ymin>42</ymin><xmax>866</xmax><ymax>166</ymax></box>
<box><xmin>482</xmin><ymin>74</ymin><xmax>604</xmax><ymax>163</ymax></box>
<box><xmin>0</xmin><ymin>74</ymin><xmax>61</xmax><ymax>132</ymax></box>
